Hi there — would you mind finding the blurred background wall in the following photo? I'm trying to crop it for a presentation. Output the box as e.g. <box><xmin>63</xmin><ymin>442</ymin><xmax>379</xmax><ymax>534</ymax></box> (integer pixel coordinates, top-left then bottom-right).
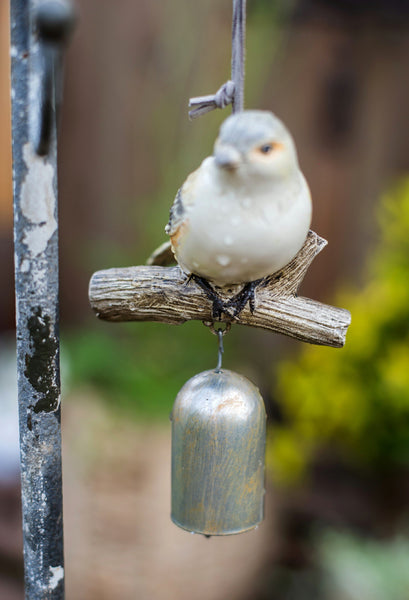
<box><xmin>1</xmin><ymin>1</ymin><xmax>409</xmax><ymax>599</ymax></box>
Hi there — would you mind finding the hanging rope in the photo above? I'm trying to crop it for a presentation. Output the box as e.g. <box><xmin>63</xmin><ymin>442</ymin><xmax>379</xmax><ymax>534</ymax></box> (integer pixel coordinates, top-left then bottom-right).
<box><xmin>189</xmin><ymin>0</ymin><xmax>246</xmax><ymax>118</ymax></box>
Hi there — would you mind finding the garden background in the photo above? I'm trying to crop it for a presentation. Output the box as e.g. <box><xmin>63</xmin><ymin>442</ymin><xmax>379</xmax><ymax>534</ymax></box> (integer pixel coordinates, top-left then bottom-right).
<box><xmin>1</xmin><ymin>1</ymin><xmax>409</xmax><ymax>598</ymax></box>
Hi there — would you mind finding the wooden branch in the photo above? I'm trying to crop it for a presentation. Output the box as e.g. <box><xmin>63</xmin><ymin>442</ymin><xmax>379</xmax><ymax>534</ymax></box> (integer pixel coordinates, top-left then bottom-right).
<box><xmin>89</xmin><ymin>231</ymin><xmax>351</xmax><ymax>348</ymax></box>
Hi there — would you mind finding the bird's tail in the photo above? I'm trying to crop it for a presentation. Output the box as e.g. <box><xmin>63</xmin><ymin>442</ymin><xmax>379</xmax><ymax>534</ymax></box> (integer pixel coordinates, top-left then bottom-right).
<box><xmin>146</xmin><ymin>240</ymin><xmax>175</xmax><ymax>266</ymax></box>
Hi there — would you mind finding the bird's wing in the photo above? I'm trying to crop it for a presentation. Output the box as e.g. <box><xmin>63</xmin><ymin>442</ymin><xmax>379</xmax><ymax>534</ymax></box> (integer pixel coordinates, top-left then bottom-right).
<box><xmin>165</xmin><ymin>167</ymin><xmax>200</xmax><ymax>237</ymax></box>
<box><xmin>148</xmin><ymin>166</ymin><xmax>202</xmax><ymax>266</ymax></box>
<box><xmin>146</xmin><ymin>240</ymin><xmax>175</xmax><ymax>266</ymax></box>
<box><xmin>165</xmin><ymin>187</ymin><xmax>185</xmax><ymax>237</ymax></box>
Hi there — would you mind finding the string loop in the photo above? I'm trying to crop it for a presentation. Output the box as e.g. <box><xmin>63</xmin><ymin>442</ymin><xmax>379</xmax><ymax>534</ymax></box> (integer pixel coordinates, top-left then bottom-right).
<box><xmin>203</xmin><ymin>321</ymin><xmax>231</xmax><ymax>336</ymax></box>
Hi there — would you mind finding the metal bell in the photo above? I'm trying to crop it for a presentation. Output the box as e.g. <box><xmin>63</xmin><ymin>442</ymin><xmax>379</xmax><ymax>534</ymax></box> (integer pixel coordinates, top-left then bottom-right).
<box><xmin>171</xmin><ymin>369</ymin><xmax>266</xmax><ymax>536</ymax></box>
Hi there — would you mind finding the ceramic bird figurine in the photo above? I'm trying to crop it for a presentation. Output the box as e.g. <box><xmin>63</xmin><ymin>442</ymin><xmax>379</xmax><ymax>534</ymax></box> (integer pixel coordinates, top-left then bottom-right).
<box><xmin>163</xmin><ymin>110</ymin><xmax>312</xmax><ymax>318</ymax></box>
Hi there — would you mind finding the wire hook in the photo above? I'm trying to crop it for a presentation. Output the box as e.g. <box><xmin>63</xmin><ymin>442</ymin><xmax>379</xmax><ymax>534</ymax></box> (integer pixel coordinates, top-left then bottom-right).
<box><xmin>31</xmin><ymin>0</ymin><xmax>75</xmax><ymax>156</ymax></box>
<box><xmin>203</xmin><ymin>321</ymin><xmax>231</xmax><ymax>372</ymax></box>
<box><xmin>215</xmin><ymin>328</ymin><xmax>224</xmax><ymax>372</ymax></box>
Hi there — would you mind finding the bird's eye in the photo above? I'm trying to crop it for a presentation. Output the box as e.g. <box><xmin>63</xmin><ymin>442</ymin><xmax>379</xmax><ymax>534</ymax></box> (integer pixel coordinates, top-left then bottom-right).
<box><xmin>259</xmin><ymin>143</ymin><xmax>274</xmax><ymax>154</ymax></box>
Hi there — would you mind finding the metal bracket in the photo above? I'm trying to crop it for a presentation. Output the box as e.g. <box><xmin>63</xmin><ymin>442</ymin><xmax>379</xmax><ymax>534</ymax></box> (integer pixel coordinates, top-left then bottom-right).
<box><xmin>30</xmin><ymin>0</ymin><xmax>75</xmax><ymax>156</ymax></box>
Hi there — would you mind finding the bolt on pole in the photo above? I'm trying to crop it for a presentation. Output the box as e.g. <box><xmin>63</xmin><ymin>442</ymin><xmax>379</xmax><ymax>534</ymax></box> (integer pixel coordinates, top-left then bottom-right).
<box><xmin>10</xmin><ymin>1</ymin><xmax>74</xmax><ymax>597</ymax></box>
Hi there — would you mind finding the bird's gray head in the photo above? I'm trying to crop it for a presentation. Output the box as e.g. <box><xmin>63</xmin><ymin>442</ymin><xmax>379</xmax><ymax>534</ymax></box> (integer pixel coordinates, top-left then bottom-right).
<box><xmin>213</xmin><ymin>110</ymin><xmax>299</xmax><ymax>181</ymax></box>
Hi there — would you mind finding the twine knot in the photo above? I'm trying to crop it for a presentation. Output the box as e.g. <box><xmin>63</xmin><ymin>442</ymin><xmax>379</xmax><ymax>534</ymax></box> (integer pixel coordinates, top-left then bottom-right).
<box><xmin>188</xmin><ymin>80</ymin><xmax>235</xmax><ymax>120</ymax></box>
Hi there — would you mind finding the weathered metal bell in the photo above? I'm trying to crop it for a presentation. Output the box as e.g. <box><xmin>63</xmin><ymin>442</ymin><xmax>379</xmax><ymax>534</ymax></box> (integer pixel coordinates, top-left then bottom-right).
<box><xmin>171</xmin><ymin>369</ymin><xmax>266</xmax><ymax>536</ymax></box>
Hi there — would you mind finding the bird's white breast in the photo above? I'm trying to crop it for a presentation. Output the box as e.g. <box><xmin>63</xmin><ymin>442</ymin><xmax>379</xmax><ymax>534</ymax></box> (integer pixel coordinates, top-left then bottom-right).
<box><xmin>175</xmin><ymin>158</ymin><xmax>312</xmax><ymax>286</ymax></box>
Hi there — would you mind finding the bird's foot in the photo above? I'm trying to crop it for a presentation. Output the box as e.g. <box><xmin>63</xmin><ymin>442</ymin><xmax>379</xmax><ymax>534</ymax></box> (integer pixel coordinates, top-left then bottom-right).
<box><xmin>183</xmin><ymin>272</ymin><xmax>195</xmax><ymax>286</ymax></box>
<box><xmin>190</xmin><ymin>275</ymin><xmax>234</xmax><ymax>320</ymax></box>
<box><xmin>226</xmin><ymin>278</ymin><xmax>264</xmax><ymax>316</ymax></box>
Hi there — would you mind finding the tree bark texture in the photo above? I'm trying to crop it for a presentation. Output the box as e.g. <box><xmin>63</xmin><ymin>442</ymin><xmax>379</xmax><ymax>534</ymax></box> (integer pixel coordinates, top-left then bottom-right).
<box><xmin>89</xmin><ymin>231</ymin><xmax>351</xmax><ymax>348</ymax></box>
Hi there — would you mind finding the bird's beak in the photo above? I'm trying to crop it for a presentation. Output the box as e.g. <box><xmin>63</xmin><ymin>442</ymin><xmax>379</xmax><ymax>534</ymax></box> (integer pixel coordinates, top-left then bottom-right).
<box><xmin>214</xmin><ymin>145</ymin><xmax>241</xmax><ymax>171</ymax></box>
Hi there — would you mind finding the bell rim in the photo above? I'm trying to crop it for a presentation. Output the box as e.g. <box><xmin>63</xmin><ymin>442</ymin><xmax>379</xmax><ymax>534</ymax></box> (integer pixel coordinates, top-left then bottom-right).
<box><xmin>170</xmin><ymin>514</ymin><xmax>263</xmax><ymax>536</ymax></box>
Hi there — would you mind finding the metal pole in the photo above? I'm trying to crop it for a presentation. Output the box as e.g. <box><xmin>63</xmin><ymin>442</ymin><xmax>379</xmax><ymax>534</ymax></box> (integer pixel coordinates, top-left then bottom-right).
<box><xmin>10</xmin><ymin>1</ymin><xmax>73</xmax><ymax>597</ymax></box>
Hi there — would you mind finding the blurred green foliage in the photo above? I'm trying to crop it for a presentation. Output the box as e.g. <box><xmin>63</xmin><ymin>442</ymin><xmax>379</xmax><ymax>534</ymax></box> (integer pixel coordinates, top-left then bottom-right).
<box><xmin>269</xmin><ymin>179</ymin><xmax>409</xmax><ymax>484</ymax></box>
<box><xmin>317</xmin><ymin>529</ymin><xmax>409</xmax><ymax>600</ymax></box>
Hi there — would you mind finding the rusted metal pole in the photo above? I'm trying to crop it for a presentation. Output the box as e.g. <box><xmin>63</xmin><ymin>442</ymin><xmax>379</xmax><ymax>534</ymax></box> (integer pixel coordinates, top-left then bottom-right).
<box><xmin>10</xmin><ymin>1</ymin><xmax>73</xmax><ymax>597</ymax></box>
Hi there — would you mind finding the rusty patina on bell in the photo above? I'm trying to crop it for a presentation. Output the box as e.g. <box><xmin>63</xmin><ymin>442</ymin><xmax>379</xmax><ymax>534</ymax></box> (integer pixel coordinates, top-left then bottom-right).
<box><xmin>171</xmin><ymin>369</ymin><xmax>266</xmax><ymax>536</ymax></box>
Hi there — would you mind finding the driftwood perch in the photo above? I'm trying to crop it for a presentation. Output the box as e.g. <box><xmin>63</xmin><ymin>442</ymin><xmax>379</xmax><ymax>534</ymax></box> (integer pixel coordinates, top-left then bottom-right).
<box><xmin>89</xmin><ymin>231</ymin><xmax>351</xmax><ymax>348</ymax></box>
